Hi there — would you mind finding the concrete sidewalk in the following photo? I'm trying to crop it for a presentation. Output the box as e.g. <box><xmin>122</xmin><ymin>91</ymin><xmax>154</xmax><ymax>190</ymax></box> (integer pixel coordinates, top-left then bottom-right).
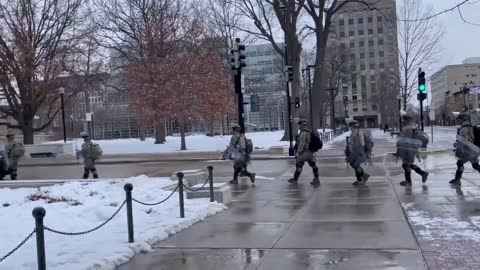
<box><xmin>116</xmin><ymin>161</ymin><xmax>427</xmax><ymax>270</ymax></box>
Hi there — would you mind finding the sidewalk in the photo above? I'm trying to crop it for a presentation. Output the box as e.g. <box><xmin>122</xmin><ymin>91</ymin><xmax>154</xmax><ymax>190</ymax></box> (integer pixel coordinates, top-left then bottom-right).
<box><xmin>116</xmin><ymin>162</ymin><xmax>426</xmax><ymax>270</ymax></box>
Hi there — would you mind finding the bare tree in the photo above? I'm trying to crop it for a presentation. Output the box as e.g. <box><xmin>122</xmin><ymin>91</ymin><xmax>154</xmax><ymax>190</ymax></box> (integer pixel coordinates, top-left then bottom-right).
<box><xmin>0</xmin><ymin>0</ymin><xmax>84</xmax><ymax>144</ymax></box>
<box><xmin>302</xmin><ymin>0</ymin><xmax>383</xmax><ymax>130</ymax></box>
<box><xmin>397</xmin><ymin>0</ymin><xmax>444</xmax><ymax>109</ymax></box>
<box><xmin>233</xmin><ymin>0</ymin><xmax>305</xmax><ymax>140</ymax></box>
<box><xmin>95</xmin><ymin>0</ymin><xmax>189</xmax><ymax>144</ymax></box>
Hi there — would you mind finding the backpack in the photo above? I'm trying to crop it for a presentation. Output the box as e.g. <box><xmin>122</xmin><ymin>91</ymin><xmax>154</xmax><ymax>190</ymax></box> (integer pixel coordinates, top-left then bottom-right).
<box><xmin>8</xmin><ymin>143</ymin><xmax>25</xmax><ymax>159</ymax></box>
<box><xmin>90</xmin><ymin>143</ymin><xmax>103</xmax><ymax>160</ymax></box>
<box><xmin>308</xmin><ymin>132</ymin><xmax>323</xmax><ymax>152</ymax></box>
<box><xmin>245</xmin><ymin>138</ymin><xmax>254</xmax><ymax>154</ymax></box>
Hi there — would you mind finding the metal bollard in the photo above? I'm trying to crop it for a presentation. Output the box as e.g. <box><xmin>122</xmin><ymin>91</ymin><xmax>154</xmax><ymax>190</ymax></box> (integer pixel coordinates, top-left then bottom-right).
<box><xmin>124</xmin><ymin>183</ymin><xmax>134</xmax><ymax>243</ymax></box>
<box><xmin>207</xmin><ymin>166</ymin><xmax>214</xmax><ymax>202</ymax></box>
<box><xmin>177</xmin><ymin>172</ymin><xmax>185</xmax><ymax>218</ymax></box>
<box><xmin>32</xmin><ymin>207</ymin><xmax>46</xmax><ymax>270</ymax></box>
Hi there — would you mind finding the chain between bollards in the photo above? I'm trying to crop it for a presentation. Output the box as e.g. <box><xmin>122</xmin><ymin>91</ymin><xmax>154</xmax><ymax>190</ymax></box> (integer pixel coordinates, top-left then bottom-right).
<box><xmin>32</xmin><ymin>207</ymin><xmax>46</xmax><ymax>270</ymax></box>
<box><xmin>124</xmin><ymin>183</ymin><xmax>134</xmax><ymax>243</ymax></box>
<box><xmin>177</xmin><ymin>172</ymin><xmax>185</xmax><ymax>218</ymax></box>
<box><xmin>207</xmin><ymin>166</ymin><xmax>214</xmax><ymax>202</ymax></box>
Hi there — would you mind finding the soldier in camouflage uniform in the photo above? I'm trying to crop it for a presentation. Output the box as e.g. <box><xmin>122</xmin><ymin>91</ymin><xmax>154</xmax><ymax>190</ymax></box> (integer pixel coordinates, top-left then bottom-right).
<box><xmin>229</xmin><ymin>124</ymin><xmax>255</xmax><ymax>184</ymax></box>
<box><xmin>5</xmin><ymin>131</ymin><xmax>25</xmax><ymax>180</ymax></box>
<box><xmin>80</xmin><ymin>132</ymin><xmax>101</xmax><ymax>179</ymax></box>
<box><xmin>397</xmin><ymin>114</ymin><xmax>429</xmax><ymax>186</ymax></box>
<box><xmin>288</xmin><ymin>119</ymin><xmax>320</xmax><ymax>185</ymax></box>
<box><xmin>345</xmin><ymin>120</ymin><xmax>373</xmax><ymax>186</ymax></box>
<box><xmin>450</xmin><ymin>112</ymin><xmax>480</xmax><ymax>186</ymax></box>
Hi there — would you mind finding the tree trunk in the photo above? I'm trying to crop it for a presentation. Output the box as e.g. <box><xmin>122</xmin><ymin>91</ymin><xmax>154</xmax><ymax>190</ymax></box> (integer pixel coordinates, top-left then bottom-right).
<box><xmin>154</xmin><ymin>122</ymin><xmax>166</xmax><ymax>144</ymax></box>
<box><xmin>139</xmin><ymin>128</ymin><xmax>146</xmax><ymax>141</ymax></box>
<box><xmin>22</xmin><ymin>123</ymin><xmax>35</xmax><ymax>145</ymax></box>
<box><xmin>180</xmin><ymin>122</ymin><xmax>187</xmax><ymax>150</ymax></box>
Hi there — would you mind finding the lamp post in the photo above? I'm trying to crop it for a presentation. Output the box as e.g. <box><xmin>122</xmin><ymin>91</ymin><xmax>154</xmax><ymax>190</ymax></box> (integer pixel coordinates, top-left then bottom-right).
<box><xmin>59</xmin><ymin>87</ymin><xmax>66</xmax><ymax>143</ymax></box>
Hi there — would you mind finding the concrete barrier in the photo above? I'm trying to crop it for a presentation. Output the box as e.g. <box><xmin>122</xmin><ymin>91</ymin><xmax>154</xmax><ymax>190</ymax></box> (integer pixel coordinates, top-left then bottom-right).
<box><xmin>186</xmin><ymin>183</ymin><xmax>232</xmax><ymax>204</ymax></box>
<box><xmin>24</xmin><ymin>143</ymin><xmax>75</xmax><ymax>159</ymax></box>
<box><xmin>169</xmin><ymin>169</ymin><xmax>207</xmax><ymax>187</ymax></box>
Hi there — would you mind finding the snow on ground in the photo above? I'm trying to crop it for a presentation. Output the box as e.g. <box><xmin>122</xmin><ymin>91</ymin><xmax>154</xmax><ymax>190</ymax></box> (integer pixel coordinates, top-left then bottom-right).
<box><xmin>48</xmin><ymin>130</ymin><xmax>338</xmax><ymax>156</ymax></box>
<box><xmin>0</xmin><ymin>176</ymin><xmax>226</xmax><ymax>270</ymax></box>
<box><xmin>403</xmin><ymin>203</ymin><xmax>480</xmax><ymax>241</ymax></box>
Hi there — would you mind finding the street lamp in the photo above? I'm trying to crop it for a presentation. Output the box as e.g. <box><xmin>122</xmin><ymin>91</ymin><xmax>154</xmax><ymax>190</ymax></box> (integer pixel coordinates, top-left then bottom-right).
<box><xmin>59</xmin><ymin>87</ymin><xmax>66</xmax><ymax>143</ymax></box>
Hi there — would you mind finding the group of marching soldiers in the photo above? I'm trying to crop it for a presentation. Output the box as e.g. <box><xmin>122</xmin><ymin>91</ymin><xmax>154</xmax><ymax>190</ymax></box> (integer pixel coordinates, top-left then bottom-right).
<box><xmin>225</xmin><ymin>109</ymin><xmax>479</xmax><ymax>187</ymax></box>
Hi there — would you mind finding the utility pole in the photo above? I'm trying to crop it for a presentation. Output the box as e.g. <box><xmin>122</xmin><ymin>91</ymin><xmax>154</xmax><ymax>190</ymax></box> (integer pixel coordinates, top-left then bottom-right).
<box><xmin>326</xmin><ymin>88</ymin><xmax>336</xmax><ymax>134</ymax></box>
<box><xmin>230</xmin><ymin>38</ymin><xmax>247</xmax><ymax>133</ymax></box>
<box><xmin>280</xmin><ymin>5</ymin><xmax>294</xmax><ymax>156</ymax></box>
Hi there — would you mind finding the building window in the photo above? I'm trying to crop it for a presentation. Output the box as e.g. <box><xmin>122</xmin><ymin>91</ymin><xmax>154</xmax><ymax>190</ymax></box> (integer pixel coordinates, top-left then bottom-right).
<box><xmin>372</xmin><ymin>104</ymin><xmax>377</xmax><ymax>111</ymax></box>
<box><xmin>378</xmin><ymin>27</ymin><xmax>383</xmax><ymax>34</ymax></box>
<box><xmin>340</xmin><ymin>31</ymin><xmax>345</xmax><ymax>37</ymax></box>
<box><xmin>349</xmin><ymin>31</ymin><xmax>355</xmax><ymax>36</ymax></box>
<box><xmin>361</xmin><ymin>64</ymin><xmax>366</xmax><ymax>70</ymax></box>
<box><xmin>358</xmin><ymin>18</ymin><xmax>363</xmax><ymax>24</ymax></box>
<box><xmin>353</xmin><ymin>95</ymin><xmax>358</xmax><ymax>100</ymax></box>
<box><xmin>368</xmin><ymin>40</ymin><xmax>374</xmax><ymax>46</ymax></box>
<box><xmin>368</xmin><ymin>29</ymin><xmax>373</xmax><ymax>35</ymax></box>
<box><xmin>349</xmin><ymin>18</ymin><xmax>354</xmax><ymax>25</ymax></box>
<box><xmin>339</xmin><ymin>19</ymin><xmax>344</xmax><ymax>26</ymax></box>
<box><xmin>358</xmin><ymin>30</ymin><xmax>364</xmax><ymax>35</ymax></box>
<box><xmin>368</xmin><ymin>17</ymin><xmax>373</xmax><ymax>23</ymax></box>
<box><xmin>360</xmin><ymin>53</ymin><xmax>365</xmax><ymax>59</ymax></box>
<box><xmin>379</xmin><ymin>51</ymin><xmax>384</xmax><ymax>57</ymax></box>
<box><xmin>362</xmin><ymin>107</ymin><xmax>368</xmax><ymax>112</ymax></box>
<box><xmin>369</xmin><ymin>63</ymin><xmax>375</xmax><ymax>69</ymax></box>
<box><xmin>378</xmin><ymin>39</ymin><xmax>384</xmax><ymax>45</ymax></box>
<box><xmin>380</xmin><ymin>63</ymin><xmax>385</xmax><ymax>68</ymax></box>
<box><xmin>377</xmin><ymin>16</ymin><xmax>383</xmax><ymax>22</ymax></box>
<box><xmin>349</xmin><ymin>41</ymin><xmax>355</xmax><ymax>48</ymax></box>
<box><xmin>369</xmin><ymin>52</ymin><xmax>375</xmax><ymax>58</ymax></box>
<box><xmin>353</xmin><ymin>108</ymin><xmax>359</xmax><ymax>112</ymax></box>
<box><xmin>359</xmin><ymin>41</ymin><xmax>364</xmax><ymax>47</ymax></box>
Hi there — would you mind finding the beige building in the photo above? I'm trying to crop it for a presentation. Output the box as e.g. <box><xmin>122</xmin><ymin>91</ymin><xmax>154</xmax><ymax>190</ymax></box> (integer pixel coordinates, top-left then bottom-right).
<box><xmin>431</xmin><ymin>59</ymin><xmax>480</xmax><ymax>123</ymax></box>
<box><xmin>327</xmin><ymin>0</ymin><xmax>399</xmax><ymax>128</ymax></box>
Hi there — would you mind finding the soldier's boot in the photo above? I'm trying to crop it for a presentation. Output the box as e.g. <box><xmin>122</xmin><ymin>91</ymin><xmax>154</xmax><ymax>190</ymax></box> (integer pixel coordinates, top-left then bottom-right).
<box><xmin>363</xmin><ymin>172</ymin><xmax>370</xmax><ymax>184</ymax></box>
<box><xmin>450</xmin><ymin>161</ymin><xmax>464</xmax><ymax>186</ymax></box>
<box><xmin>352</xmin><ymin>171</ymin><xmax>363</xmax><ymax>186</ymax></box>
<box><xmin>248</xmin><ymin>172</ymin><xmax>256</xmax><ymax>183</ymax></box>
<box><xmin>400</xmin><ymin>172</ymin><xmax>412</xmax><ymax>186</ymax></box>
<box><xmin>82</xmin><ymin>168</ymin><xmax>90</xmax><ymax>179</ymax></box>
<box><xmin>288</xmin><ymin>170</ymin><xmax>301</xmax><ymax>183</ymax></box>
<box><xmin>92</xmin><ymin>169</ymin><xmax>99</xmax><ymax>179</ymax></box>
<box><xmin>10</xmin><ymin>170</ymin><xmax>17</xmax><ymax>180</ymax></box>
<box><xmin>230</xmin><ymin>168</ymin><xmax>240</xmax><ymax>184</ymax></box>
<box><xmin>310</xmin><ymin>165</ymin><xmax>320</xmax><ymax>186</ymax></box>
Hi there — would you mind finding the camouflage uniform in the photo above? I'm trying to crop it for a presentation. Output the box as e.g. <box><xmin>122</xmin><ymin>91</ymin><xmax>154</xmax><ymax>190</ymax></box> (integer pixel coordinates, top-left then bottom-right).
<box><xmin>229</xmin><ymin>125</ymin><xmax>255</xmax><ymax>184</ymax></box>
<box><xmin>289</xmin><ymin>119</ymin><xmax>319</xmax><ymax>185</ymax></box>
<box><xmin>397</xmin><ymin>119</ymin><xmax>429</xmax><ymax>186</ymax></box>
<box><xmin>80</xmin><ymin>132</ymin><xmax>101</xmax><ymax>179</ymax></box>
<box><xmin>451</xmin><ymin>115</ymin><xmax>480</xmax><ymax>186</ymax></box>
<box><xmin>346</xmin><ymin>121</ymin><xmax>373</xmax><ymax>186</ymax></box>
<box><xmin>5</xmin><ymin>133</ymin><xmax>25</xmax><ymax>180</ymax></box>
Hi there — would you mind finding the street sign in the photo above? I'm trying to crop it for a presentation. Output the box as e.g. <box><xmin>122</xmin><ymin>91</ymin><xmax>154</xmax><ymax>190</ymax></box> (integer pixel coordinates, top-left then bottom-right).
<box><xmin>86</xmin><ymin>113</ymin><xmax>92</xmax><ymax>122</ymax></box>
<box><xmin>429</xmin><ymin>110</ymin><xmax>435</xmax><ymax>121</ymax></box>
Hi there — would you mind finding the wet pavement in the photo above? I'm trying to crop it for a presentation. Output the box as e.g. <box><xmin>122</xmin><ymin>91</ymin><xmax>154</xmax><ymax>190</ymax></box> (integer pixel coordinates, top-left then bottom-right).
<box><xmin>117</xmin><ymin>157</ymin><xmax>427</xmax><ymax>269</ymax></box>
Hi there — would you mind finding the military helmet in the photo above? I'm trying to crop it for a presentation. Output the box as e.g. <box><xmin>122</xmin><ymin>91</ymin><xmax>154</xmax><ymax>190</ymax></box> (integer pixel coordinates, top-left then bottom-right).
<box><xmin>348</xmin><ymin>120</ymin><xmax>360</xmax><ymax>127</ymax></box>
<box><xmin>80</xmin><ymin>131</ymin><xmax>90</xmax><ymax>138</ymax></box>
<box><xmin>230</xmin><ymin>123</ymin><xmax>241</xmax><ymax>130</ymax></box>
<box><xmin>296</xmin><ymin>118</ymin><xmax>308</xmax><ymax>124</ymax></box>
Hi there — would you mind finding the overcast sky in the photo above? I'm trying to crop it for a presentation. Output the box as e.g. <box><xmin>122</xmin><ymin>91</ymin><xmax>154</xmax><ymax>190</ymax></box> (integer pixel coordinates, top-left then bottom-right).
<box><xmin>416</xmin><ymin>0</ymin><xmax>480</xmax><ymax>69</ymax></box>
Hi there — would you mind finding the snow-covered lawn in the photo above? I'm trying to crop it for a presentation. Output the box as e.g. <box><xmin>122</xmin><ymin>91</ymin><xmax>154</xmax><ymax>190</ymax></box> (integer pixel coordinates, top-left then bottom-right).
<box><xmin>47</xmin><ymin>129</ymin><xmax>336</xmax><ymax>156</ymax></box>
<box><xmin>0</xmin><ymin>176</ymin><xmax>226</xmax><ymax>270</ymax></box>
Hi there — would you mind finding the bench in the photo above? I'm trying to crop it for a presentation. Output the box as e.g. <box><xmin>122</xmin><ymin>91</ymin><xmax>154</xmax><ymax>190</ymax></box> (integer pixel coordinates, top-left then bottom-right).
<box><xmin>25</xmin><ymin>143</ymin><xmax>75</xmax><ymax>159</ymax></box>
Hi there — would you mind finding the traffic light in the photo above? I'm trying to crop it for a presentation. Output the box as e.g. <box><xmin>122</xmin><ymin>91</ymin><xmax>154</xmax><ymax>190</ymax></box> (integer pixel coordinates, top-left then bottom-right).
<box><xmin>418</xmin><ymin>70</ymin><xmax>426</xmax><ymax>92</ymax></box>
<box><xmin>231</xmin><ymin>38</ymin><xmax>247</xmax><ymax>70</ymax></box>
<box><xmin>285</xmin><ymin>66</ymin><xmax>293</xmax><ymax>82</ymax></box>
<box><xmin>294</xmin><ymin>97</ymin><xmax>300</xmax><ymax>108</ymax></box>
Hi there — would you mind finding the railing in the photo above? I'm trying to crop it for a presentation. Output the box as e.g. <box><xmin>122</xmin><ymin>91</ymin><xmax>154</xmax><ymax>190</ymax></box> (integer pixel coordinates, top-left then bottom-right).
<box><xmin>0</xmin><ymin>166</ymin><xmax>215</xmax><ymax>270</ymax></box>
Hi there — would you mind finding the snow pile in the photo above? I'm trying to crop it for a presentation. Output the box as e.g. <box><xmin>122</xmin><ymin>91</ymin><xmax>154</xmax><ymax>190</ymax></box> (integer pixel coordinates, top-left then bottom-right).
<box><xmin>403</xmin><ymin>203</ymin><xmax>480</xmax><ymax>241</ymax></box>
<box><xmin>0</xmin><ymin>176</ymin><xmax>226</xmax><ymax>270</ymax></box>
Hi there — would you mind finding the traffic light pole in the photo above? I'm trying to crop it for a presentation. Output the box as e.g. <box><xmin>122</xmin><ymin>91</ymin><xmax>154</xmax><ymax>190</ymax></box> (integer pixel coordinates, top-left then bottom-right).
<box><xmin>419</xmin><ymin>98</ymin><xmax>424</xmax><ymax>131</ymax></box>
<box><xmin>235</xmin><ymin>68</ymin><xmax>245</xmax><ymax>133</ymax></box>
